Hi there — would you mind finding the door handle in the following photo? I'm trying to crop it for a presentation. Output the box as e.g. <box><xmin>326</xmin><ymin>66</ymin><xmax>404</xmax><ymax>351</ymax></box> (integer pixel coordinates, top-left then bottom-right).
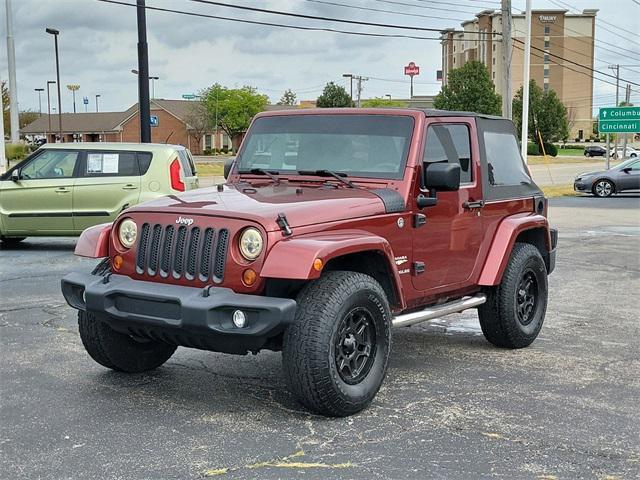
<box><xmin>463</xmin><ymin>200</ymin><xmax>485</xmax><ymax>209</ymax></box>
<box><xmin>122</xmin><ymin>184</ymin><xmax>138</xmax><ymax>190</ymax></box>
<box><xmin>54</xmin><ymin>187</ymin><xmax>70</xmax><ymax>193</ymax></box>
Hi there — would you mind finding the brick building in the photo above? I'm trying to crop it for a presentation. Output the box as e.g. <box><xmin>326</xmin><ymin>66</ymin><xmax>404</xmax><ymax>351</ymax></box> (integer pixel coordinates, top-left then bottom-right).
<box><xmin>21</xmin><ymin>99</ymin><xmax>232</xmax><ymax>154</ymax></box>
<box><xmin>441</xmin><ymin>9</ymin><xmax>597</xmax><ymax>140</ymax></box>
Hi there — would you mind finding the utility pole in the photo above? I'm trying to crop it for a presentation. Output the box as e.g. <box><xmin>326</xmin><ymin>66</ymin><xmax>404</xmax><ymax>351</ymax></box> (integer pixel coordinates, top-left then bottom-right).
<box><xmin>6</xmin><ymin>0</ymin><xmax>19</xmax><ymax>143</ymax></box>
<box><xmin>0</xmin><ymin>84</ymin><xmax>6</xmax><ymax>173</ymax></box>
<box><xmin>95</xmin><ymin>94</ymin><xmax>101</xmax><ymax>112</ymax></box>
<box><xmin>621</xmin><ymin>83</ymin><xmax>631</xmax><ymax>158</ymax></box>
<box><xmin>519</xmin><ymin>0</ymin><xmax>532</xmax><ymax>162</ymax></box>
<box><xmin>501</xmin><ymin>0</ymin><xmax>512</xmax><ymax>119</ymax></box>
<box><xmin>610</xmin><ymin>64</ymin><xmax>620</xmax><ymax>158</ymax></box>
<box><xmin>355</xmin><ymin>75</ymin><xmax>368</xmax><ymax>108</ymax></box>
<box><xmin>137</xmin><ymin>0</ymin><xmax>151</xmax><ymax>143</ymax></box>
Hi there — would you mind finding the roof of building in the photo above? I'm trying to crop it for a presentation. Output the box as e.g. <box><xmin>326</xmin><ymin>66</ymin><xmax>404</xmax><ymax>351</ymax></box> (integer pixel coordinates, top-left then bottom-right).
<box><xmin>21</xmin><ymin>111</ymin><xmax>128</xmax><ymax>134</ymax></box>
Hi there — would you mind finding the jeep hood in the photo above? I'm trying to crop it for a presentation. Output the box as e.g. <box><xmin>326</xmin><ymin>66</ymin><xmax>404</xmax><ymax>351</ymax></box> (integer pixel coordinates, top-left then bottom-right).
<box><xmin>128</xmin><ymin>183</ymin><xmax>400</xmax><ymax>231</ymax></box>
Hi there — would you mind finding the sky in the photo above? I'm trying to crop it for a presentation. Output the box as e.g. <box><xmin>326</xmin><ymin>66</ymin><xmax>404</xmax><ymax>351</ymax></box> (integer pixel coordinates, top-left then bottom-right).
<box><xmin>1</xmin><ymin>0</ymin><xmax>638</xmax><ymax>115</ymax></box>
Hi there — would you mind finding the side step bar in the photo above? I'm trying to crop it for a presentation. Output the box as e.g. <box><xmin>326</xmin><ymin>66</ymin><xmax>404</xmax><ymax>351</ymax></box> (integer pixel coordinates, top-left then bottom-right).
<box><xmin>392</xmin><ymin>294</ymin><xmax>487</xmax><ymax>328</ymax></box>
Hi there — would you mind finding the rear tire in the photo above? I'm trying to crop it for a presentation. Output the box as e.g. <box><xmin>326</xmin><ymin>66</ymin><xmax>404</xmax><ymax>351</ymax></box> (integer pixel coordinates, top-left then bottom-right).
<box><xmin>282</xmin><ymin>271</ymin><xmax>391</xmax><ymax>417</ymax></box>
<box><xmin>78</xmin><ymin>311</ymin><xmax>177</xmax><ymax>373</ymax></box>
<box><xmin>478</xmin><ymin>243</ymin><xmax>548</xmax><ymax>349</ymax></box>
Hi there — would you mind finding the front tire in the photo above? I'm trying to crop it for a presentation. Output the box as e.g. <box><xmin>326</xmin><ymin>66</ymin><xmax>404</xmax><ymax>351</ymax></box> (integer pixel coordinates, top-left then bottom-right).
<box><xmin>282</xmin><ymin>271</ymin><xmax>391</xmax><ymax>417</ymax></box>
<box><xmin>478</xmin><ymin>243</ymin><xmax>548</xmax><ymax>349</ymax></box>
<box><xmin>593</xmin><ymin>179</ymin><xmax>614</xmax><ymax>197</ymax></box>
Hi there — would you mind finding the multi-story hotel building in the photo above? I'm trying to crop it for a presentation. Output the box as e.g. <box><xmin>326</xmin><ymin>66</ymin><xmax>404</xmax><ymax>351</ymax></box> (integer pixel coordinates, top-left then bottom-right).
<box><xmin>441</xmin><ymin>9</ymin><xmax>597</xmax><ymax>140</ymax></box>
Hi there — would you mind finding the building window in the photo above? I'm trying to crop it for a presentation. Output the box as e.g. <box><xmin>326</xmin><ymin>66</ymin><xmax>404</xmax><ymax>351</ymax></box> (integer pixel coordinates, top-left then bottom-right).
<box><xmin>493</xmin><ymin>43</ymin><xmax>496</xmax><ymax>51</ymax></box>
<box><xmin>492</xmin><ymin>71</ymin><xmax>496</xmax><ymax>80</ymax></box>
<box><xmin>544</xmin><ymin>53</ymin><xmax>549</xmax><ymax>64</ymax></box>
<box><xmin>205</xmin><ymin>134</ymin><xmax>212</xmax><ymax>150</ymax></box>
<box><xmin>544</xmin><ymin>66</ymin><xmax>550</xmax><ymax>77</ymax></box>
<box><xmin>544</xmin><ymin>83</ymin><xmax>549</xmax><ymax>92</ymax></box>
<box><xmin>544</xmin><ymin>26</ymin><xmax>550</xmax><ymax>34</ymax></box>
<box><xmin>493</xmin><ymin>57</ymin><xmax>496</xmax><ymax>65</ymax></box>
<box><xmin>544</xmin><ymin>40</ymin><xmax>549</xmax><ymax>48</ymax></box>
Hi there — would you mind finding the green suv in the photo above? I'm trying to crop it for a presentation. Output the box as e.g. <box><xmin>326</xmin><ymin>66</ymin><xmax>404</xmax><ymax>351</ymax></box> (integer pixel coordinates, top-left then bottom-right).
<box><xmin>0</xmin><ymin>143</ymin><xmax>198</xmax><ymax>244</ymax></box>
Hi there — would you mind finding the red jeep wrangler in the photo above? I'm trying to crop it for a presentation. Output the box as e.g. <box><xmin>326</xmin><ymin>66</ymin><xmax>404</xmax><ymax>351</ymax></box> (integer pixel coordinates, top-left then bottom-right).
<box><xmin>62</xmin><ymin>109</ymin><xmax>557</xmax><ymax>417</ymax></box>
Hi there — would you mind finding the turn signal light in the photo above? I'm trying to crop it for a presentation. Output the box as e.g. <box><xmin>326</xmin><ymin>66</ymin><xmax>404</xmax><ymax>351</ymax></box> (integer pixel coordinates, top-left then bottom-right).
<box><xmin>242</xmin><ymin>269</ymin><xmax>257</xmax><ymax>286</ymax></box>
<box><xmin>112</xmin><ymin>255</ymin><xmax>123</xmax><ymax>270</ymax></box>
<box><xmin>313</xmin><ymin>258</ymin><xmax>324</xmax><ymax>272</ymax></box>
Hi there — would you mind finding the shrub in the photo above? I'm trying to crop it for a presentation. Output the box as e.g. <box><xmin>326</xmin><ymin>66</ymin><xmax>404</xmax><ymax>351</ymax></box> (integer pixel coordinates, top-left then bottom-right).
<box><xmin>542</xmin><ymin>142</ymin><xmax>558</xmax><ymax>157</ymax></box>
<box><xmin>221</xmin><ymin>147</ymin><xmax>229</xmax><ymax>154</ymax></box>
<box><xmin>527</xmin><ymin>142</ymin><xmax>540</xmax><ymax>155</ymax></box>
<box><xmin>203</xmin><ymin>148</ymin><xmax>214</xmax><ymax>155</ymax></box>
<box><xmin>5</xmin><ymin>143</ymin><xmax>27</xmax><ymax>161</ymax></box>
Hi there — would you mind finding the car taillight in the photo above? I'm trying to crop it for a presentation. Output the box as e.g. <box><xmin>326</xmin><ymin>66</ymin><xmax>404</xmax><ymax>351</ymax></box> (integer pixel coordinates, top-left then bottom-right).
<box><xmin>170</xmin><ymin>158</ymin><xmax>185</xmax><ymax>191</ymax></box>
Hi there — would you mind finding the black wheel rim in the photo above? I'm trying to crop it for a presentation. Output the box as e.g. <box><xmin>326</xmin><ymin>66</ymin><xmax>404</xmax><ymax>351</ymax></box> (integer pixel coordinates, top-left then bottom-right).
<box><xmin>334</xmin><ymin>307</ymin><xmax>377</xmax><ymax>385</ymax></box>
<box><xmin>516</xmin><ymin>269</ymin><xmax>539</xmax><ymax>326</ymax></box>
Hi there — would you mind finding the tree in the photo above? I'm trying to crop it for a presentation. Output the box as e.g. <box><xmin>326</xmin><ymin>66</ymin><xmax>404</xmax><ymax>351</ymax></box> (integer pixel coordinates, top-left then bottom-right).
<box><xmin>512</xmin><ymin>79</ymin><xmax>569</xmax><ymax>146</ymax></box>
<box><xmin>433</xmin><ymin>61</ymin><xmax>501</xmax><ymax>115</ymax></box>
<box><xmin>183</xmin><ymin>101</ymin><xmax>211</xmax><ymax>153</ymax></box>
<box><xmin>278</xmin><ymin>89</ymin><xmax>297</xmax><ymax>106</ymax></box>
<box><xmin>201</xmin><ymin>84</ymin><xmax>268</xmax><ymax>152</ymax></box>
<box><xmin>360</xmin><ymin>98</ymin><xmax>407</xmax><ymax>108</ymax></box>
<box><xmin>316</xmin><ymin>82</ymin><xmax>352</xmax><ymax>108</ymax></box>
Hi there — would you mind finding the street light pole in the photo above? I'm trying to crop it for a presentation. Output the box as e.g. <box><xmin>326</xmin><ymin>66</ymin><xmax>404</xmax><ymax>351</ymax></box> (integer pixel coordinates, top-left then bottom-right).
<box><xmin>46</xmin><ymin>28</ymin><xmax>63</xmax><ymax>142</ymax></box>
<box><xmin>136</xmin><ymin>0</ymin><xmax>151</xmax><ymax>143</ymax></box>
<box><xmin>66</xmin><ymin>84</ymin><xmax>80</xmax><ymax>113</ymax></box>
<box><xmin>35</xmin><ymin>88</ymin><xmax>44</xmax><ymax>115</ymax></box>
<box><xmin>46</xmin><ymin>81</ymin><xmax>55</xmax><ymax>140</ymax></box>
<box><xmin>342</xmin><ymin>73</ymin><xmax>354</xmax><ymax>106</ymax></box>
<box><xmin>95</xmin><ymin>94</ymin><xmax>101</xmax><ymax>112</ymax></box>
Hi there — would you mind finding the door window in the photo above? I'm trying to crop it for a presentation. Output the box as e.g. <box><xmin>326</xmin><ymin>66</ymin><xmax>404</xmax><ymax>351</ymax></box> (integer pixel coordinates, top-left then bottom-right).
<box><xmin>83</xmin><ymin>152</ymin><xmax>139</xmax><ymax>176</ymax></box>
<box><xmin>424</xmin><ymin>124</ymin><xmax>472</xmax><ymax>183</ymax></box>
<box><xmin>20</xmin><ymin>150</ymin><xmax>79</xmax><ymax>179</ymax></box>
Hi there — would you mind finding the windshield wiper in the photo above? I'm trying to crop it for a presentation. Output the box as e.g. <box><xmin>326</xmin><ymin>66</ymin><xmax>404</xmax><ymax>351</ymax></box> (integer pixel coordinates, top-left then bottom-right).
<box><xmin>238</xmin><ymin>168</ymin><xmax>280</xmax><ymax>184</ymax></box>
<box><xmin>297</xmin><ymin>169</ymin><xmax>355</xmax><ymax>188</ymax></box>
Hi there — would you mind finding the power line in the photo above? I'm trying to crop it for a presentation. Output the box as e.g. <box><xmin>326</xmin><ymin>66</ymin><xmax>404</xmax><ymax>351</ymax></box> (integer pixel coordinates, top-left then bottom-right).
<box><xmin>373</xmin><ymin>0</ymin><xmax>483</xmax><ymax>15</ymax></box>
<box><xmin>548</xmin><ymin>0</ymin><xmax>639</xmax><ymax>40</ymax></box>
<box><xmin>96</xmin><ymin>0</ymin><xmax>452</xmax><ymax>41</ymax></box>
<box><xmin>186</xmin><ymin>0</ymin><xmax>496</xmax><ymax>35</ymax></box>
<box><xmin>394</xmin><ymin>0</ymin><xmax>498</xmax><ymax>8</ymax></box>
<box><xmin>302</xmin><ymin>0</ymin><xmax>465</xmax><ymax>23</ymax></box>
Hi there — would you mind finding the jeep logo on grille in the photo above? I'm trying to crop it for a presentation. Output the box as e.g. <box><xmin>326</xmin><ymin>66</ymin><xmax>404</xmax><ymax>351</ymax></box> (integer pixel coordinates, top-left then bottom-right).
<box><xmin>176</xmin><ymin>216</ymin><xmax>194</xmax><ymax>226</ymax></box>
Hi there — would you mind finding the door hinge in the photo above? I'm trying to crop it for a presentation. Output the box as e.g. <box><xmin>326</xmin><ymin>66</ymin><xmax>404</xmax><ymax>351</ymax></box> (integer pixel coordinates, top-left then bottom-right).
<box><xmin>413</xmin><ymin>213</ymin><xmax>426</xmax><ymax>228</ymax></box>
<box><xmin>413</xmin><ymin>261</ymin><xmax>425</xmax><ymax>275</ymax></box>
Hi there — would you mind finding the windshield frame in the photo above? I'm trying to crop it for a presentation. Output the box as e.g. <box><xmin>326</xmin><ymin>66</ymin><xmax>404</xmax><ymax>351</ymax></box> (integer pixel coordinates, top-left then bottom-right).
<box><xmin>234</xmin><ymin>113</ymin><xmax>416</xmax><ymax>181</ymax></box>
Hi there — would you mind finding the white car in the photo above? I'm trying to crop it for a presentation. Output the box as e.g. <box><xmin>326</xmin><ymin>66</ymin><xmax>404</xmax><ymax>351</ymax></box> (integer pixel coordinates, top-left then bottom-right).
<box><xmin>609</xmin><ymin>146</ymin><xmax>638</xmax><ymax>159</ymax></box>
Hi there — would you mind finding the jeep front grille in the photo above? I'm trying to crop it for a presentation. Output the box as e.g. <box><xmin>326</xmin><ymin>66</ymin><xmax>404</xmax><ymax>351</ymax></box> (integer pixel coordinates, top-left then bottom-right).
<box><xmin>135</xmin><ymin>223</ymin><xmax>229</xmax><ymax>283</ymax></box>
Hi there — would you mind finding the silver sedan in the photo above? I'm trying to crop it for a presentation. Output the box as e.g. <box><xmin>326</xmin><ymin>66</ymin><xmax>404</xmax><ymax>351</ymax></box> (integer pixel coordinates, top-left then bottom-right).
<box><xmin>574</xmin><ymin>158</ymin><xmax>640</xmax><ymax>197</ymax></box>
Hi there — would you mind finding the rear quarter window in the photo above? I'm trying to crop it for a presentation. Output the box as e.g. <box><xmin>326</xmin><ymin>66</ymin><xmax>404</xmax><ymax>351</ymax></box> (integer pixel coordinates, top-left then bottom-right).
<box><xmin>83</xmin><ymin>152</ymin><xmax>139</xmax><ymax>177</ymax></box>
<box><xmin>177</xmin><ymin>150</ymin><xmax>195</xmax><ymax>176</ymax></box>
<box><xmin>483</xmin><ymin>132</ymin><xmax>531</xmax><ymax>186</ymax></box>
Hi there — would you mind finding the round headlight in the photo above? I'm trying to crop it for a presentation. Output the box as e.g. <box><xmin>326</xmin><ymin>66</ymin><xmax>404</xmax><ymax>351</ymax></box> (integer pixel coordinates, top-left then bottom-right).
<box><xmin>118</xmin><ymin>218</ymin><xmax>137</xmax><ymax>249</ymax></box>
<box><xmin>239</xmin><ymin>227</ymin><xmax>263</xmax><ymax>261</ymax></box>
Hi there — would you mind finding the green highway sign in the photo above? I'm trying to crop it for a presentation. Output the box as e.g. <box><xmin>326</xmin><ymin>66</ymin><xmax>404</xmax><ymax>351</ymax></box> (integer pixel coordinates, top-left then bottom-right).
<box><xmin>182</xmin><ymin>94</ymin><xmax>197</xmax><ymax>100</ymax></box>
<box><xmin>598</xmin><ymin>106</ymin><xmax>640</xmax><ymax>133</ymax></box>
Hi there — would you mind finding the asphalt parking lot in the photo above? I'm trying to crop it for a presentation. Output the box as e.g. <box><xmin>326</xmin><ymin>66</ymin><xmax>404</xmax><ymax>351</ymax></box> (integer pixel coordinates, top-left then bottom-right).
<box><xmin>1</xmin><ymin>195</ymin><xmax>639</xmax><ymax>479</ymax></box>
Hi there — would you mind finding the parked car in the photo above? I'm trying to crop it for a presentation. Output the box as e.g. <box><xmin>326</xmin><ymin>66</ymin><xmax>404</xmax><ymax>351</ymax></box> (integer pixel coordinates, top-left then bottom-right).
<box><xmin>61</xmin><ymin>109</ymin><xmax>557</xmax><ymax>417</ymax></box>
<box><xmin>609</xmin><ymin>146</ymin><xmax>638</xmax><ymax>159</ymax></box>
<box><xmin>574</xmin><ymin>157</ymin><xmax>640</xmax><ymax>197</ymax></box>
<box><xmin>584</xmin><ymin>145</ymin><xmax>607</xmax><ymax>157</ymax></box>
<box><xmin>0</xmin><ymin>143</ymin><xmax>198</xmax><ymax>244</ymax></box>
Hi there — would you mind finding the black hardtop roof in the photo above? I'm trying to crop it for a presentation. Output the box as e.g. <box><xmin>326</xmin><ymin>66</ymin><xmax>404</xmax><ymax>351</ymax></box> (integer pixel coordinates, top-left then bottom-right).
<box><xmin>419</xmin><ymin>109</ymin><xmax>506</xmax><ymax>121</ymax></box>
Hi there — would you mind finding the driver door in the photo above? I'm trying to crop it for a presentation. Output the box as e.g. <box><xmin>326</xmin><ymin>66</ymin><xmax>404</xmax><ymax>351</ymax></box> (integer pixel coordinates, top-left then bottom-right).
<box><xmin>0</xmin><ymin>149</ymin><xmax>79</xmax><ymax>234</ymax></box>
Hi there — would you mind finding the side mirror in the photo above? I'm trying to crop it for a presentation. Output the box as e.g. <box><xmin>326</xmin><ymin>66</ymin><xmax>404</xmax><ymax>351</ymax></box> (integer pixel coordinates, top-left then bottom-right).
<box><xmin>223</xmin><ymin>157</ymin><xmax>235</xmax><ymax>180</ymax></box>
<box><xmin>11</xmin><ymin>170</ymin><xmax>20</xmax><ymax>182</ymax></box>
<box><xmin>424</xmin><ymin>162</ymin><xmax>461</xmax><ymax>191</ymax></box>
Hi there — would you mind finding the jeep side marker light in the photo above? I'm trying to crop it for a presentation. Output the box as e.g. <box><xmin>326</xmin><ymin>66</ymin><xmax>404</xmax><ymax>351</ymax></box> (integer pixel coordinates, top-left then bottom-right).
<box><xmin>232</xmin><ymin>310</ymin><xmax>247</xmax><ymax>328</ymax></box>
<box><xmin>313</xmin><ymin>258</ymin><xmax>324</xmax><ymax>272</ymax></box>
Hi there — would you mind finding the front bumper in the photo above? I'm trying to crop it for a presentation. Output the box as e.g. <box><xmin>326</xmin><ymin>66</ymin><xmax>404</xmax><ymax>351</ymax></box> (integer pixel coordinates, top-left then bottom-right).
<box><xmin>61</xmin><ymin>272</ymin><xmax>297</xmax><ymax>354</ymax></box>
<box><xmin>573</xmin><ymin>179</ymin><xmax>591</xmax><ymax>192</ymax></box>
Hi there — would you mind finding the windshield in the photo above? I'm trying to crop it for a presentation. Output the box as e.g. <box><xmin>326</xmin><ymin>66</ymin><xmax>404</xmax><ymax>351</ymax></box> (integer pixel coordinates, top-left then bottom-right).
<box><xmin>613</xmin><ymin>158</ymin><xmax>637</xmax><ymax>170</ymax></box>
<box><xmin>237</xmin><ymin>115</ymin><xmax>414</xmax><ymax>179</ymax></box>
